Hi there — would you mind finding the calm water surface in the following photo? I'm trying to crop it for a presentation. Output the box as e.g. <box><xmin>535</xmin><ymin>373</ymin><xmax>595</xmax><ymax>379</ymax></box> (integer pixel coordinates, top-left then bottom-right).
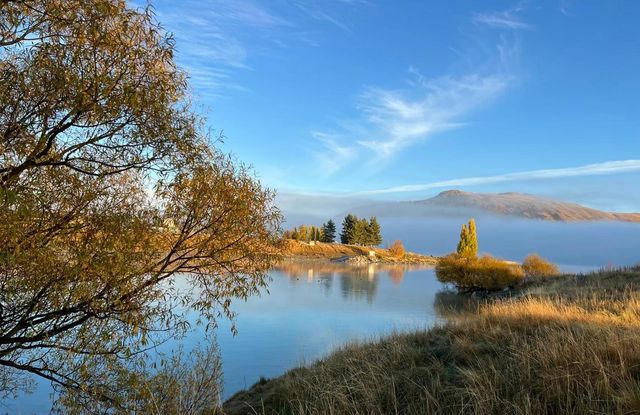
<box><xmin>214</xmin><ymin>261</ymin><xmax>444</xmax><ymax>397</ymax></box>
<box><xmin>4</xmin><ymin>262</ymin><xmax>448</xmax><ymax>414</ymax></box>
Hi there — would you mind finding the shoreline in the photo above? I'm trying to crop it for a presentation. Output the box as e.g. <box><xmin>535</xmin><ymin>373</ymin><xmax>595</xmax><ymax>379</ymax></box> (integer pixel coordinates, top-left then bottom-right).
<box><xmin>224</xmin><ymin>266</ymin><xmax>640</xmax><ymax>414</ymax></box>
<box><xmin>280</xmin><ymin>239</ymin><xmax>439</xmax><ymax>265</ymax></box>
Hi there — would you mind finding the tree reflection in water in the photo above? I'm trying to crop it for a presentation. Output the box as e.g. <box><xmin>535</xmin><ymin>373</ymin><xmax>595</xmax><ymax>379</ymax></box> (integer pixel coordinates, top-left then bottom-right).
<box><xmin>275</xmin><ymin>260</ymin><xmax>432</xmax><ymax>303</ymax></box>
<box><xmin>433</xmin><ymin>290</ymin><xmax>483</xmax><ymax>318</ymax></box>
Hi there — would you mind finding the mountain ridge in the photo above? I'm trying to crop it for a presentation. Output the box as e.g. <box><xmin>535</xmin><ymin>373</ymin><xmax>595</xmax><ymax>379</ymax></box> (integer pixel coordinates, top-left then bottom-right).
<box><xmin>346</xmin><ymin>190</ymin><xmax>640</xmax><ymax>222</ymax></box>
<box><xmin>407</xmin><ymin>190</ymin><xmax>640</xmax><ymax>222</ymax></box>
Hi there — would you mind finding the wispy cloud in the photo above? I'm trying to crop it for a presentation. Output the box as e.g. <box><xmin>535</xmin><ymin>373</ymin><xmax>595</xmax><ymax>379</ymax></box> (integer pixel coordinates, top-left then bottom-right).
<box><xmin>290</xmin><ymin>0</ymin><xmax>368</xmax><ymax>32</ymax></box>
<box><xmin>356</xmin><ymin>160</ymin><xmax>640</xmax><ymax>195</ymax></box>
<box><xmin>312</xmin><ymin>131</ymin><xmax>357</xmax><ymax>175</ymax></box>
<box><xmin>152</xmin><ymin>0</ymin><xmax>369</xmax><ymax>96</ymax></box>
<box><xmin>310</xmin><ymin>43</ymin><xmax>516</xmax><ymax>170</ymax></box>
<box><xmin>307</xmin><ymin>6</ymin><xmax>527</xmax><ymax>175</ymax></box>
<box><xmin>152</xmin><ymin>0</ymin><xmax>287</xmax><ymax>95</ymax></box>
<box><xmin>356</xmin><ymin>71</ymin><xmax>510</xmax><ymax>158</ymax></box>
<box><xmin>473</xmin><ymin>6</ymin><xmax>532</xmax><ymax>30</ymax></box>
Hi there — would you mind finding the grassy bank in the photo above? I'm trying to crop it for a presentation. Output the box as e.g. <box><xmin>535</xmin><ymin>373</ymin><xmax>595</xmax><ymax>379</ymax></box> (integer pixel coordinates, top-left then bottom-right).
<box><xmin>224</xmin><ymin>266</ymin><xmax>640</xmax><ymax>415</ymax></box>
<box><xmin>281</xmin><ymin>239</ymin><xmax>438</xmax><ymax>265</ymax></box>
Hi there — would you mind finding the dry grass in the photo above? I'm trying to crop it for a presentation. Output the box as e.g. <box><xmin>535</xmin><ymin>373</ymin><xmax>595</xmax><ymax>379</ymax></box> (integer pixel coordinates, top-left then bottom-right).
<box><xmin>224</xmin><ymin>266</ymin><xmax>640</xmax><ymax>415</ymax></box>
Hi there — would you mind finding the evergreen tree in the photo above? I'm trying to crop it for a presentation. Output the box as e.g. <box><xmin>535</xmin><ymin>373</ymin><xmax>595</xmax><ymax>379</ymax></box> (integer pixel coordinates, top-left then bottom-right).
<box><xmin>321</xmin><ymin>219</ymin><xmax>336</xmax><ymax>243</ymax></box>
<box><xmin>352</xmin><ymin>219</ymin><xmax>369</xmax><ymax>245</ymax></box>
<box><xmin>340</xmin><ymin>214</ymin><xmax>357</xmax><ymax>244</ymax></box>
<box><xmin>368</xmin><ymin>217</ymin><xmax>383</xmax><ymax>246</ymax></box>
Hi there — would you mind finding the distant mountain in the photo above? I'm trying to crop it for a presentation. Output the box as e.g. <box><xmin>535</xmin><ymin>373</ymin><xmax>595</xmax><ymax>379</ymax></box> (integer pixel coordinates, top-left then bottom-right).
<box><xmin>353</xmin><ymin>190</ymin><xmax>640</xmax><ymax>222</ymax></box>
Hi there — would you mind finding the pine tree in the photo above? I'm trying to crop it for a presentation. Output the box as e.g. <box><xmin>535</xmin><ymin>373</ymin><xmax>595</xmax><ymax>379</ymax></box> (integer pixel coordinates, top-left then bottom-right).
<box><xmin>368</xmin><ymin>217</ymin><xmax>382</xmax><ymax>246</ymax></box>
<box><xmin>321</xmin><ymin>219</ymin><xmax>336</xmax><ymax>243</ymax></box>
<box><xmin>340</xmin><ymin>214</ymin><xmax>357</xmax><ymax>244</ymax></box>
<box><xmin>352</xmin><ymin>219</ymin><xmax>369</xmax><ymax>245</ymax></box>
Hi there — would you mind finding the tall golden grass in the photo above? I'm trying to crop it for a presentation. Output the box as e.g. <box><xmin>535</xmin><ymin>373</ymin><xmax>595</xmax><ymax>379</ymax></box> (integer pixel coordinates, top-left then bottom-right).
<box><xmin>224</xmin><ymin>266</ymin><xmax>640</xmax><ymax>415</ymax></box>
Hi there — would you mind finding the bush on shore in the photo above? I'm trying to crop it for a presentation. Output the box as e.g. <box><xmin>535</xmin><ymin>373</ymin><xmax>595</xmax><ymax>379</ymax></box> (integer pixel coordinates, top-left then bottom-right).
<box><xmin>388</xmin><ymin>240</ymin><xmax>405</xmax><ymax>258</ymax></box>
<box><xmin>522</xmin><ymin>254</ymin><xmax>560</xmax><ymax>278</ymax></box>
<box><xmin>436</xmin><ymin>253</ymin><xmax>524</xmax><ymax>291</ymax></box>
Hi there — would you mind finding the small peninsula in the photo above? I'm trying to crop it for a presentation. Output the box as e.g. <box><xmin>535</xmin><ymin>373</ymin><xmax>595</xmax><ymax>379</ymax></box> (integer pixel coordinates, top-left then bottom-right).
<box><xmin>281</xmin><ymin>239</ymin><xmax>438</xmax><ymax>265</ymax></box>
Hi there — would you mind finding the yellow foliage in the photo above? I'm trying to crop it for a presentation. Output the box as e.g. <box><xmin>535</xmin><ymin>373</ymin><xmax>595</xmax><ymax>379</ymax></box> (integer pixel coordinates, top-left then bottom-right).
<box><xmin>388</xmin><ymin>240</ymin><xmax>405</xmax><ymax>258</ymax></box>
<box><xmin>522</xmin><ymin>254</ymin><xmax>559</xmax><ymax>278</ymax></box>
<box><xmin>436</xmin><ymin>254</ymin><xmax>524</xmax><ymax>290</ymax></box>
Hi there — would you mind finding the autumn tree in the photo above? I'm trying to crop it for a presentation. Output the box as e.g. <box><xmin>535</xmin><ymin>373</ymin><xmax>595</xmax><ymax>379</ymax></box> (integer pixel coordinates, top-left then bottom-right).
<box><xmin>388</xmin><ymin>240</ymin><xmax>405</xmax><ymax>258</ymax></box>
<box><xmin>456</xmin><ymin>219</ymin><xmax>478</xmax><ymax>258</ymax></box>
<box><xmin>0</xmin><ymin>0</ymin><xmax>281</xmax><ymax>408</ymax></box>
<box><xmin>468</xmin><ymin>218</ymin><xmax>478</xmax><ymax>257</ymax></box>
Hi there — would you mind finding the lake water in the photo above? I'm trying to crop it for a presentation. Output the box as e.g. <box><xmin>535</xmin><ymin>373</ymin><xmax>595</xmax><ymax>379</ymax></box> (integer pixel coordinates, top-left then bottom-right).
<box><xmin>4</xmin><ymin>217</ymin><xmax>640</xmax><ymax>413</ymax></box>
<box><xmin>214</xmin><ymin>262</ymin><xmax>444</xmax><ymax>398</ymax></box>
<box><xmin>3</xmin><ymin>262</ymin><xmax>447</xmax><ymax>414</ymax></box>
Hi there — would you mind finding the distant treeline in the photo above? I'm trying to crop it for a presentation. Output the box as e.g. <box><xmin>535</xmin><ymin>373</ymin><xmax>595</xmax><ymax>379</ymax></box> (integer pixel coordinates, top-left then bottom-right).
<box><xmin>283</xmin><ymin>215</ymin><xmax>383</xmax><ymax>246</ymax></box>
<box><xmin>283</xmin><ymin>220</ymin><xmax>337</xmax><ymax>243</ymax></box>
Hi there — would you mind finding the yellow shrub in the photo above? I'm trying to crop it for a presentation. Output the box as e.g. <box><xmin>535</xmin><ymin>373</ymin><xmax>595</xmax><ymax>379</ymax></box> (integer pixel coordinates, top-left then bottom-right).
<box><xmin>436</xmin><ymin>254</ymin><xmax>524</xmax><ymax>290</ymax></box>
<box><xmin>388</xmin><ymin>240</ymin><xmax>405</xmax><ymax>258</ymax></box>
<box><xmin>522</xmin><ymin>254</ymin><xmax>559</xmax><ymax>278</ymax></box>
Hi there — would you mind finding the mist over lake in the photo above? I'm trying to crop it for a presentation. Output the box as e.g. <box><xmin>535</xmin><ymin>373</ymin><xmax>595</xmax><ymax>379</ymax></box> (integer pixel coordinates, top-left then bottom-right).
<box><xmin>377</xmin><ymin>217</ymin><xmax>640</xmax><ymax>270</ymax></box>
<box><xmin>285</xmin><ymin>205</ymin><xmax>640</xmax><ymax>270</ymax></box>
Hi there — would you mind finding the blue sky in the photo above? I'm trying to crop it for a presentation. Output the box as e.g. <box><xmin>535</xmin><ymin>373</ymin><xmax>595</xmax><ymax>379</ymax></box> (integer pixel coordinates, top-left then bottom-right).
<box><xmin>151</xmin><ymin>1</ymin><xmax>640</xmax><ymax>211</ymax></box>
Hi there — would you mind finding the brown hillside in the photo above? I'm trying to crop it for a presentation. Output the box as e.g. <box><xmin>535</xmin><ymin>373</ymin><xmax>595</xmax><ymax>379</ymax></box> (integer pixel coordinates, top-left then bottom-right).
<box><xmin>416</xmin><ymin>190</ymin><xmax>640</xmax><ymax>222</ymax></box>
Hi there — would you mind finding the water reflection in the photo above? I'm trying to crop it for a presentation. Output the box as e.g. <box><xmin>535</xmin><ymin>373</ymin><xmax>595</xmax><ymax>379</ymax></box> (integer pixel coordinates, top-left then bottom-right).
<box><xmin>275</xmin><ymin>260</ymin><xmax>432</xmax><ymax>303</ymax></box>
<box><xmin>433</xmin><ymin>289</ymin><xmax>482</xmax><ymax>317</ymax></box>
<box><xmin>5</xmin><ymin>262</ymin><xmax>444</xmax><ymax>413</ymax></box>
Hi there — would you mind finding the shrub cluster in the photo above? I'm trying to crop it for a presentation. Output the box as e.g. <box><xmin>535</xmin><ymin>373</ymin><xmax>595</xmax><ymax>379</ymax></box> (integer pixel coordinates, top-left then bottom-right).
<box><xmin>436</xmin><ymin>254</ymin><xmax>525</xmax><ymax>290</ymax></box>
<box><xmin>388</xmin><ymin>240</ymin><xmax>405</xmax><ymax>258</ymax></box>
<box><xmin>522</xmin><ymin>254</ymin><xmax>559</xmax><ymax>278</ymax></box>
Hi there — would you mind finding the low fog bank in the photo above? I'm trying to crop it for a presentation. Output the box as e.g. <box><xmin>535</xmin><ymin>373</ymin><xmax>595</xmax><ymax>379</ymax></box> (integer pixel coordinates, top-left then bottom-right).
<box><xmin>376</xmin><ymin>217</ymin><xmax>640</xmax><ymax>270</ymax></box>
<box><xmin>278</xmin><ymin>192</ymin><xmax>640</xmax><ymax>269</ymax></box>
<box><xmin>282</xmin><ymin>207</ymin><xmax>640</xmax><ymax>270</ymax></box>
